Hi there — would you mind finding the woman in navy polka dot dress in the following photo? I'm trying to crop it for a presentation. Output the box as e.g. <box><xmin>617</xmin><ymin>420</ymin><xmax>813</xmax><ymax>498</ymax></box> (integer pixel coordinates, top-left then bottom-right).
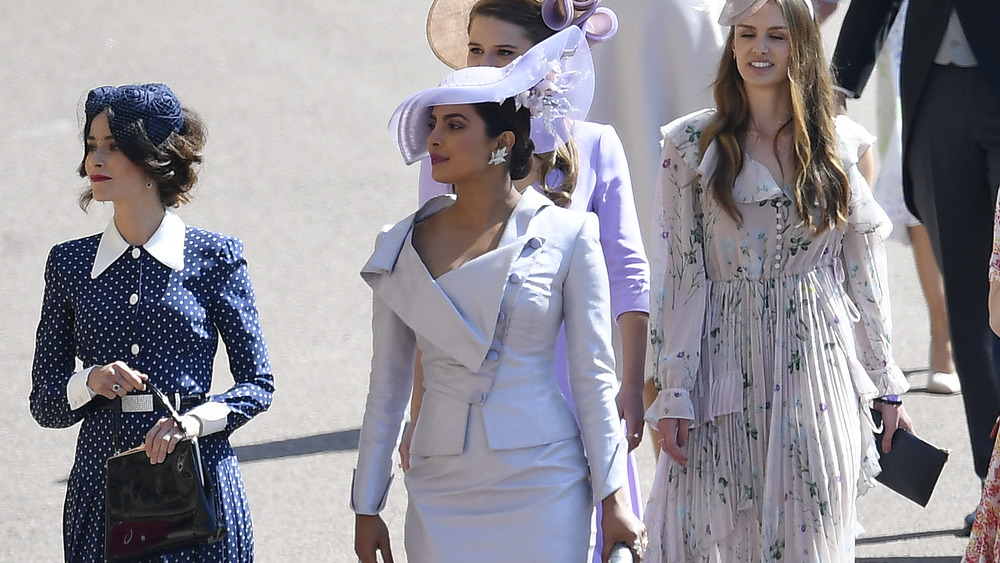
<box><xmin>29</xmin><ymin>83</ymin><xmax>274</xmax><ymax>562</ymax></box>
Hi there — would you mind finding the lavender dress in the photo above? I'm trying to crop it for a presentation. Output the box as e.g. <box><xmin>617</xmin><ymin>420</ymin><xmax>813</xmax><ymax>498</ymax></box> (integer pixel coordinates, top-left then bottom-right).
<box><xmin>419</xmin><ymin>119</ymin><xmax>650</xmax><ymax>558</ymax></box>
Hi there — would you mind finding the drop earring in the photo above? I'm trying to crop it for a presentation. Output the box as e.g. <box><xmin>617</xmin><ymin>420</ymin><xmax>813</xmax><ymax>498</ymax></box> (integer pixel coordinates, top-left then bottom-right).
<box><xmin>488</xmin><ymin>146</ymin><xmax>509</xmax><ymax>166</ymax></box>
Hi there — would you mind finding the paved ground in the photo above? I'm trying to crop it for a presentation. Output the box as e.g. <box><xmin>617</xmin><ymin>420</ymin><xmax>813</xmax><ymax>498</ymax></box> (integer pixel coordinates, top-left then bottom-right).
<box><xmin>0</xmin><ymin>1</ymin><xmax>983</xmax><ymax>561</ymax></box>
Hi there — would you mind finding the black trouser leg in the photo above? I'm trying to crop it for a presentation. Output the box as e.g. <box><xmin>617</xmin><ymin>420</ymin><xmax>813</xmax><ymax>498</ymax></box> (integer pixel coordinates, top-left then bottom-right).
<box><xmin>906</xmin><ymin>64</ymin><xmax>1000</xmax><ymax>478</ymax></box>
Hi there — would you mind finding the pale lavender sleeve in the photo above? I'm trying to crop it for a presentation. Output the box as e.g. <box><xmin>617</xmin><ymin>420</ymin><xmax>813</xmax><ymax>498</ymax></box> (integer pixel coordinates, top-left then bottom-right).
<box><xmin>588</xmin><ymin>124</ymin><xmax>650</xmax><ymax>320</ymax></box>
<box><xmin>417</xmin><ymin>157</ymin><xmax>453</xmax><ymax>206</ymax></box>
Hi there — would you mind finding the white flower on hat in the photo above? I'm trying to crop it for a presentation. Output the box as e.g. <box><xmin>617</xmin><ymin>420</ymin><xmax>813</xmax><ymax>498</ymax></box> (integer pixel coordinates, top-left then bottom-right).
<box><xmin>514</xmin><ymin>60</ymin><xmax>581</xmax><ymax>137</ymax></box>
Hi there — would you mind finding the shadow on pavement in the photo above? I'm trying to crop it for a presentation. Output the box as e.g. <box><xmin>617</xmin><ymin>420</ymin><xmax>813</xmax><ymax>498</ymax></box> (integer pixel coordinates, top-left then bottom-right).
<box><xmin>54</xmin><ymin>428</ymin><xmax>362</xmax><ymax>483</ymax></box>
<box><xmin>234</xmin><ymin>428</ymin><xmax>360</xmax><ymax>463</ymax></box>
<box><xmin>857</xmin><ymin>558</ymin><xmax>960</xmax><ymax>562</ymax></box>
<box><xmin>857</xmin><ymin>528</ymin><xmax>967</xmax><ymax>545</ymax></box>
<box><xmin>856</xmin><ymin>526</ymin><xmax>964</xmax><ymax>562</ymax></box>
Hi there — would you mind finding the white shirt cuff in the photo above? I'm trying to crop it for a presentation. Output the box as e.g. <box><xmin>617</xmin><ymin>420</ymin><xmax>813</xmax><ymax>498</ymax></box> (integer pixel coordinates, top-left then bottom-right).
<box><xmin>185</xmin><ymin>401</ymin><xmax>231</xmax><ymax>436</ymax></box>
<box><xmin>67</xmin><ymin>367</ymin><xmax>98</xmax><ymax>410</ymax></box>
<box><xmin>832</xmin><ymin>85</ymin><xmax>857</xmax><ymax>99</ymax></box>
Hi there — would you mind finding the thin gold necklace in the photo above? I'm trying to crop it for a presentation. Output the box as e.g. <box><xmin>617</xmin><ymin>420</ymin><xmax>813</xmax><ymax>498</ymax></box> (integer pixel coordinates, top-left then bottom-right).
<box><xmin>750</xmin><ymin>115</ymin><xmax>791</xmax><ymax>143</ymax></box>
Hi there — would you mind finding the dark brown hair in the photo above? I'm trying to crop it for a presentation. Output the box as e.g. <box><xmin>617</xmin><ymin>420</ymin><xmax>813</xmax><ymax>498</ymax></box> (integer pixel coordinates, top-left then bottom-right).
<box><xmin>77</xmin><ymin>106</ymin><xmax>207</xmax><ymax>210</ymax></box>
<box><xmin>474</xmin><ymin>99</ymin><xmax>535</xmax><ymax>181</ymax></box>
<box><xmin>470</xmin><ymin>0</ymin><xmax>552</xmax><ymax>44</ymax></box>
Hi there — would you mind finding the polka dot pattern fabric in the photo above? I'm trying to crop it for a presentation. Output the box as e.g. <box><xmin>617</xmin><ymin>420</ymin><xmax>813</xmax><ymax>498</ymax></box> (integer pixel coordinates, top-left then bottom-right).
<box><xmin>30</xmin><ymin>227</ymin><xmax>274</xmax><ymax>562</ymax></box>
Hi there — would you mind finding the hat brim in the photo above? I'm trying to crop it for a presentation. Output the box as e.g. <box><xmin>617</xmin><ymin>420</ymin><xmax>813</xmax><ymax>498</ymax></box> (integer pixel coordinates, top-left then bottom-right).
<box><xmin>426</xmin><ymin>0</ymin><xmax>479</xmax><ymax>70</ymax></box>
<box><xmin>718</xmin><ymin>0</ymin><xmax>814</xmax><ymax>26</ymax></box>
<box><xmin>718</xmin><ymin>0</ymin><xmax>769</xmax><ymax>26</ymax></box>
<box><xmin>390</xmin><ymin>26</ymin><xmax>589</xmax><ymax>165</ymax></box>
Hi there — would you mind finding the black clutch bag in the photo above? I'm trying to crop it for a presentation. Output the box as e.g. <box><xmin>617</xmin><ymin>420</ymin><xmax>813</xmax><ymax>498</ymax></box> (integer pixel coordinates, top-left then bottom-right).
<box><xmin>871</xmin><ymin>409</ymin><xmax>949</xmax><ymax>507</ymax></box>
<box><xmin>105</xmin><ymin>383</ymin><xmax>225</xmax><ymax>561</ymax></box>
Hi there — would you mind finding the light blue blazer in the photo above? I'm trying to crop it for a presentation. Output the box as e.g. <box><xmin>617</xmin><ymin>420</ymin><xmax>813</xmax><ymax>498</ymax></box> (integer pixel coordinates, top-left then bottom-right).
<box><xmin>352</xmin><ymin>189</ymin><xmax>627</xmax><ymax>515</ymax></box>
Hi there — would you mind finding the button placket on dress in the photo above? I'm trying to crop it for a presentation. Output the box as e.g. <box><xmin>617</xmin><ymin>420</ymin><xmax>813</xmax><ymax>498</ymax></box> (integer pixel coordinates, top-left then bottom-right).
<box><xmin>771</xmin><ymin>199</ymin><xmax>788</xmax><ymax>272</ymax></box>
<box><xmin>127</xmin><ymin>246</ymin><xmax>143</xmax><ymax>360</ymax></box>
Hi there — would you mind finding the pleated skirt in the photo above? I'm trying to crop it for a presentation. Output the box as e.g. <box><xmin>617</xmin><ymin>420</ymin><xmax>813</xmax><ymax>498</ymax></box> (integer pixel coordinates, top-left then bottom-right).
<box><xmin>644</xmin><ymin>273</ymin><xmax>877</xmax><ymax>563</ymax></box>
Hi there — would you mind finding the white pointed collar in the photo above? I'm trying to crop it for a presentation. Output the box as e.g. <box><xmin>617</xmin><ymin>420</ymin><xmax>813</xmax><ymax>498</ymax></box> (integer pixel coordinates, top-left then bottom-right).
<box><xmin>91</xmin><ymin>210</ymin><xmax>186</xmax><ymax>279</ymax></box>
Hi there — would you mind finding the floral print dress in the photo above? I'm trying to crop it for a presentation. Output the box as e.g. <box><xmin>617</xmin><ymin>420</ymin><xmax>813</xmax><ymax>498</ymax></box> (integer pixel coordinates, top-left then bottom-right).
<box><xmin>642</xmin><ymin>110</ymin><xmax>909</xmax><ymax>562</ymax></box>
<box><xmin>965</xmin><ymin>195</ymin><xmax>1000</xmax><ymax>562</ymax></box>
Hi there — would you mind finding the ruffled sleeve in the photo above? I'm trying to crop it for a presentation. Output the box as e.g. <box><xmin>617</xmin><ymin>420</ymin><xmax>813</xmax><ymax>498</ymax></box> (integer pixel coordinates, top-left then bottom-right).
<box><xmin>837</xmin><ymin>115</ymin><xmax>892</xmax><ymax>239</ymax></box>
<box><xmin>645</xmin><ymin>111</ymin><xmax>714</xmax><ymax>424</ymax></box>
<box><xmin>836</xmin><ymin>116</ymin><xmax>908</xmax><ymax>397</ymax></box>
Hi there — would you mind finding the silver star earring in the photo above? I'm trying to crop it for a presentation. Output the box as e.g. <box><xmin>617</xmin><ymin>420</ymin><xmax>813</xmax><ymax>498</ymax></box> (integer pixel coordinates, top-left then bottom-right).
<box><xmin>488</xmin><ymin>146</ymin><xmax>509</xmax><ymax>166</ymax></box>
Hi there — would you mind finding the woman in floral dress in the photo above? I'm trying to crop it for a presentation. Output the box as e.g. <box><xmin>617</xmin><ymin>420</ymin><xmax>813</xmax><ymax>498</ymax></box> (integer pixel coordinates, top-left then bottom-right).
<box><xmin>642</xmin><ymin>0</ymin><xmax>913</xmax><ymax>561</ymax></box>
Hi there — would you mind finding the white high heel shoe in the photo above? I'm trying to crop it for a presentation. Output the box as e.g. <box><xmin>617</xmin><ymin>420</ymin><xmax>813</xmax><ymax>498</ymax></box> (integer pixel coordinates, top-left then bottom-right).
<box><xmin>926</xmin><ymin>371</ymin><xmax>961</xmax><ymax>394</ymax></box>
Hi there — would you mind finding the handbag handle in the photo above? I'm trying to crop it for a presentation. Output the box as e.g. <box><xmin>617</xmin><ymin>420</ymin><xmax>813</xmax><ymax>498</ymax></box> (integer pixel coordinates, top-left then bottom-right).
<box><xmin>144</xmin><ymin>381</ymin><xmax>185</xmax><ymax>428</ymax></box>
<box><xmin>111</xmin><ymin>381</ymin><xmax>188</xmax><ymax>454</ymax></box>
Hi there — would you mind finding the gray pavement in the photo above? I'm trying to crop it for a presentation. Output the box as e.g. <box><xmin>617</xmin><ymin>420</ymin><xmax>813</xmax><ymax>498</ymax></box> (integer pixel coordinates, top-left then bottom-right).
<box><xmin>0</xmin><ymin>1</ymin><xmax>980</xmax><ymax>561</ymax></box>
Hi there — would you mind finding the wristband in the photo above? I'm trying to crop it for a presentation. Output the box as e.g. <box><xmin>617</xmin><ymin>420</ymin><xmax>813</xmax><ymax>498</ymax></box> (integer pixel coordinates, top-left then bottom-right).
<box><xmin>875</xmin><ymin>395</ymin><xmax>902</xmax><ymax>406</ymax></box>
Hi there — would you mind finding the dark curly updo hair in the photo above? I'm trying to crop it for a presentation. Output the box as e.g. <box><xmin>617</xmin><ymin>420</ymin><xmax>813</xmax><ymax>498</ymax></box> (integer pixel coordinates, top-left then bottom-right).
<box><xmin>473</xmin><ymin>98</ymin><xmax>534</xmax><ymax>181</ymax></box>
<box><xmin>77</xmin><ymin>83</ymin><xmax>207</xmax><ymax>210</ymax></box>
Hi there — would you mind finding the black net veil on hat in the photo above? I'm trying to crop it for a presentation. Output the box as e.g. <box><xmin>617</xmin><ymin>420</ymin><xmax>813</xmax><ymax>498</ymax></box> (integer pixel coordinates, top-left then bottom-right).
<box><xmin>80</xmin><ymin>83</ymin><xmax>186</xmax><ymax>165</ymax></box>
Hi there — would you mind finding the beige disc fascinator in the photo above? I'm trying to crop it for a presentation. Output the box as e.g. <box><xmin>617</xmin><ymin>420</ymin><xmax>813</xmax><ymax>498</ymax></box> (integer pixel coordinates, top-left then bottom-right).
<box><xmin>718</xmin><ymin>0</ymin><xmax>814</xmax><ymax>26</ymax></box>
<box><xmin>426</xmin><ymin>0</ymin><xmax>478</xmax><ymax>70</ymax></box>
<box><xmin>390</xmin><ymin>26</ymin><xmax>593</xmax><ymax>164</ymax></box>
<box><xmin>427</xmin><ymin>0</ymin><xmax>618</xmax><ymax>70</ymax></box>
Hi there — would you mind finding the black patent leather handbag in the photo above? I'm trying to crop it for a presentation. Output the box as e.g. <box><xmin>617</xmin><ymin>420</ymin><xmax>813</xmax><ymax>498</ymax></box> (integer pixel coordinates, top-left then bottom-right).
<box><xmin>104</xmin><ymin>383</ymin><xmax>225</xmax><ymax>561</ymax></box>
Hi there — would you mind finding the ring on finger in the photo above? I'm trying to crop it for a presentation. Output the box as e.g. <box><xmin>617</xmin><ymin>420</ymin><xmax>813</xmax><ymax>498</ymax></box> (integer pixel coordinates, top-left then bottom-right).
<box><xmin>112</xmin><ymin>383</ymin><xmax>121</xmax><ymax>392</ymax></box>
<box><xmin>632</xmin><ymin>538</ymin><xmax>643</xmax><ymax>553</ymax></box>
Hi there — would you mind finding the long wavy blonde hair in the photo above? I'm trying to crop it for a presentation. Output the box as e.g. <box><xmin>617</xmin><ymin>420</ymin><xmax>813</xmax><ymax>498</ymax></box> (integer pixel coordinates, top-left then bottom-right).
<box><xmin>700</xmin><ymin>0</ymin><xmax>849</xmax><ymax>232</ymax></box>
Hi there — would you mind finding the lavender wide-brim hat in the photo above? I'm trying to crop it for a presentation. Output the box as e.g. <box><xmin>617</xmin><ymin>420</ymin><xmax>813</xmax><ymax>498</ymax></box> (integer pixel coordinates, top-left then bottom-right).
<box><xmin>389</xmin><ymin>26</ymin><xmax>593</xmax><ymax>165</ymax></box>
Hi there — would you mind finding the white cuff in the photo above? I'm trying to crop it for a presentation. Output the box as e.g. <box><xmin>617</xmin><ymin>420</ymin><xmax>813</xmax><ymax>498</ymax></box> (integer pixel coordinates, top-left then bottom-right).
<box><xmin>67</xmin><ymin>367</ymin><xmax>98</xmax><ymax>410</ymax></box>
<box><xmin>184</xmin><ymin>401</ymin><xmax>231</xmax><ymax>436</ymax></box>
<box><xmin>644</xmin><ymin>388</ymin><xmax>695</xmax><ymax>425</ymax></box>
<box><xmin>832</xmin><ymin>85</ymin><xmax>858</xmax><ymax>99</ymax></box>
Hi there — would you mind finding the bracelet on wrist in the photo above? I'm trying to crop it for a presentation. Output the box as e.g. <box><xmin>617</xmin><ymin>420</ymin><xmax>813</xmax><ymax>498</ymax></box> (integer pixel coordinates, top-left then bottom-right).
<box><xmin>874</xmin><ymin>395</ymin><xmax>902</xmax><ymax>406</ymax></box>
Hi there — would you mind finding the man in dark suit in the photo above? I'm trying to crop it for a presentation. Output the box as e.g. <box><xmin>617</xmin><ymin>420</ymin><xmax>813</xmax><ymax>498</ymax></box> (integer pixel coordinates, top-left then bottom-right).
<box><xmin>831</xmin><ymin>0</ymin><xmax>1000</xmax><ymax>534</ymax></box>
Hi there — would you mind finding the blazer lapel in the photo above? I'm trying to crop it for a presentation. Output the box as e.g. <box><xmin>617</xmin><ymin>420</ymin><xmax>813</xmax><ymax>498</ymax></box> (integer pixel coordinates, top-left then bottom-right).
<box><xmin>360</xmin><ymin>191</ymin><xmax>551</xmax><ymax>372</ymax></box>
